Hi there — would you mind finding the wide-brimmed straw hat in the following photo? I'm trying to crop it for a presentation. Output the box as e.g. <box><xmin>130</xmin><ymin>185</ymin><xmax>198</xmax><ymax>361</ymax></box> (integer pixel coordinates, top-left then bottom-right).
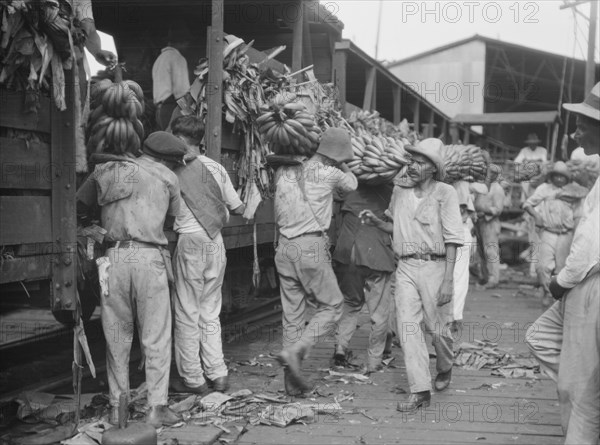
<box><xmin>563</xmin><ymin>82</ymin><xmax>600</xmax><ymax>121</ymax></box>
<box><xmin>524</xmin><ymin>133</ymin><xmax>542</xmax><ymax>145</ymax></box>
<box><xmin>316</xmin><ymin>128</ymin><xmax>353</xmax><ymax>163</ymax></box>
<box><xmin>405</xmin><ymin>138</ymin><xmax>444</xmax><ymax>177</ymax></box>
<box><xmin>548</xmin><ymin>161</ymin><xmax>571</xmax><ymax>181</ymax></box>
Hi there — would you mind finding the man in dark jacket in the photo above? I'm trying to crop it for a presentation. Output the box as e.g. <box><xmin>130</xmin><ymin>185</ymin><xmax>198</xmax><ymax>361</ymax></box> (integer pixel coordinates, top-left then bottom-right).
<box><xmin>332</xmin><ymin>183</ymin><xmax>395</xmax><ymax>372</ymax></box>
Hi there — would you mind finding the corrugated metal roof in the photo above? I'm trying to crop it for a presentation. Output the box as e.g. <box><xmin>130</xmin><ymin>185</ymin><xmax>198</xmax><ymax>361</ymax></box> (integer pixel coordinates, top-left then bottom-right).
<box><xmin>386</xmin><ymin>35</ymin><xmax>593</xmax><ymax>68</ymax></box>
<box><xmin>452</xmin><ymin>111</ymin><xmax>559</xmax><ymax>125</ymax></box>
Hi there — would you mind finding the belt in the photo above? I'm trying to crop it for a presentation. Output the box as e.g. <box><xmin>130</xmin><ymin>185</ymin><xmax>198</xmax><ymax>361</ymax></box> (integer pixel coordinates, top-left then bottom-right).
<box><xmin>286</xmin><ymin>231</ymin><xmax>324</xmax><ymax>240</ymax></box>
<box><xmin>108</xmin><ymin>240</ymin><xmax>159</xmax><ymax>249</ymax></box>
<box><xmin>542</xmin><ymin>228</ymin><xmax>573</xmax><ymax>235</ymax></box>
<box><xmin>400</xmin><ymin>253</ymin><xmax>446</xmax><ymax>261</ymax></box>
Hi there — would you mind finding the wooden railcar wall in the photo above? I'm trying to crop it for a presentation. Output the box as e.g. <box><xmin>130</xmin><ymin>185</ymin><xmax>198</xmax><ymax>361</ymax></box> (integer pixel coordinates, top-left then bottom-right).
<box><xmin>0</xmin><ymin>85</ymin><xmax>77</xmax><ymax>311</ymax></box>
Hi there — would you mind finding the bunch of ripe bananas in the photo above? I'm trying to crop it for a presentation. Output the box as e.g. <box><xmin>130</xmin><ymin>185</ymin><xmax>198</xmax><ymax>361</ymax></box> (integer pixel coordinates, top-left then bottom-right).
<box><xmin>346</xmin><ymin>131</ymin><xmax>412</xmax><ymax>184</ymax></box>
<box><xmin>441</xmin><ymin>144</ymin><xmax>488</xmax><ymax>183</ymax></box>
<box><xmin>257</xmin><ymin>93</ymin><xmax>321</xmax><ymax>156</ymax></box>
<box><xmin>86</xmin><ymin>78</ymin><xmax>145</xmax><ymax>155</ymax></box>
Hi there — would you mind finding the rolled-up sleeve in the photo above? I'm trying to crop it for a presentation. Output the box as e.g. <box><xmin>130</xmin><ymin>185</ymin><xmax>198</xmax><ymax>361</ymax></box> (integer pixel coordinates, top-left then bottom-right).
<box><xmin>337</xmin><ymin>171</ymin><xmax>358</xmax><ymax>193</ymax></box>
<box><xmin>166</xmin><ymin>175</ymin><xmax>182</xmax><ymax>217</ymax></box>
<box><xmin>326</xmin><ymin>167</ymin><xmax>357</xmax><ymax>193</ymax></box>
<box><xmin>440</xmin><ymin>185</ymin><xmax>465</xmax><ymax>246</ymax></box>
<box><xmin>557</xmin><ymin>180</ymin><xmax>600</xmax><ymax>288</ymax></box>
<box><xmin>524</xmin><ymin>183</ymin><xmax>551</xmax><ymax>209</ymax></box>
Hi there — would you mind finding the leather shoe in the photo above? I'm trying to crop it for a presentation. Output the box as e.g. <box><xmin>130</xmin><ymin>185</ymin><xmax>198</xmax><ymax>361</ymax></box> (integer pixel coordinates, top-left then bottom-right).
<box><xmin>333</xmin><ymin>345</ymin><xmax>347</xmax><ymax>366</ymax></box>
<box><xmin>284</xmin><ymin>368</ymin><xmax>303</xmax><ymax>396</ymax></box>
<box><xmin>145</xmin><ymin>405</ymin><xmax>181</xmax><ymax>427</ymax></box>
<box><xmin>208</xmin><ymin>375</ymin><xmax>229</xmax><ymax>393</ymax></box>
<box><xmin>396</xmin><ymin>391</ymin><xmax>431</xmax><ymax>412</ymax></box>
<box><xmin>434</xmin><ymin>368</ymin><xmax>452</xmax><ymax>391</ymax></box>
<box><xmin>276</xmin><ymin>348</ymin><xmax>310</xmax><ymax>392</ymax></box>
<box><xmin>170</xmin><ymin>378</ymin><xmax>211</xmax><ymax>396</ymax></box>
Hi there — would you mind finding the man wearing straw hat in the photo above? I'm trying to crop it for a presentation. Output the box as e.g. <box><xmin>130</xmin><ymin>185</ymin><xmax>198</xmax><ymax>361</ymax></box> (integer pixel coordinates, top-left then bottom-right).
<box><xmin>526</xmin><ymin>82</ymin><xmax>600</xmax><ymax>444</ymax></box>
<box><xmin>515</xmin><ymin>133</ymin><xmax>548</xmax><ymax>277</ymax></box>
<box><xmin>360</xmin><ymin>138</ymin><xmax>464</xmax><ymax>411</ymax></box>
<box><xmin>273</xmin><ymin>128</ymin><xmax>358</xmax><ymax>395</ymax></box>
<box><xmin>522</xmin><ymin>161</ymin><xmax>587</xmax><ymax>306</ymax></box>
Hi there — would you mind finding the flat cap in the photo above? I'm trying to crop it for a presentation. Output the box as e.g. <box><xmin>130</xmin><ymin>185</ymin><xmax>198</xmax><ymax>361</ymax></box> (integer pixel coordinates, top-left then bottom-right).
<box><xmin>143</xmin><ymin>131</ymin><xmax>187</xmax><ymax>164</ymax></box>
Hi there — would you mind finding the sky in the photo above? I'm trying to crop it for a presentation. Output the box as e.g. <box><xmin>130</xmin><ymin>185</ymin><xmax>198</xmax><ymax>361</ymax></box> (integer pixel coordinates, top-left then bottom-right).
<box><xmin>332</xmin><ymin>0</ymin><xmax>599</xmax><ymax>64</ymax></box>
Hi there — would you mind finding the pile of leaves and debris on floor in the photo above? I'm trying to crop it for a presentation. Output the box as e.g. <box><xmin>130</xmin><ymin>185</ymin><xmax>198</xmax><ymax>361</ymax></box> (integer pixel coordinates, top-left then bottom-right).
<box><xmin>0</xmin><ymin>364</ymin><xmax>387</xmax><ymax>445</ymax></box>
<box><xmin>454</xmin><ymin>339</ymin><xmax>540</xmax><ymax>379</ymax></box>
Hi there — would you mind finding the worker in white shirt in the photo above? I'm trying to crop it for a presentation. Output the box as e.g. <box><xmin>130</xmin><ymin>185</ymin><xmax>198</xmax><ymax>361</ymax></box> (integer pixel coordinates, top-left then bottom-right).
<box><xmin>514</xmin><ymin>133</ymin><xmax>548</xmax><ymax>278</ymax></box>
<box><xmin>451</xmin><ymin>180</ymin><xmax>477</xmax><ymax>333</ymax></box>
<box><xmin>522</xmin><ymin>162</ymin><xmax>587</xmax><ymax>307</ymax></box>
<box><xmin>273</xmin><ymin>128</ymin><xmax>358</xmax><ymax>395</ymax></box>
<box><xmin>526</xmin><ymin>82</ymin><xmax>600</xmax><ymax>444</ymax></box>
<box><xmin>152</xmin><ymin>24</ymin><xmax>191</xmax><ymax>131</ymax></box>
<box><xmin>473</xmin><ymin>167</ymin><xmax>505</xmax><ymax>288</ymax></box>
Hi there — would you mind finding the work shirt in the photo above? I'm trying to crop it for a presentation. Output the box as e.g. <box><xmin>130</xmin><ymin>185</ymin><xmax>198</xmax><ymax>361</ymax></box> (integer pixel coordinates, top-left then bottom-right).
<box><xmin>152</xmin><ymin>47</ymin><xmax>190</xmax><ymax>104</ymax></box>
<box><xmin>474</xmin><ymin>182</ymin><xmax>505</xmax><ymax>221</ymax></box>
<box><xmin>557</xmin><ymin>178</ymin><xmax>600</xmax><ymax>288</ymax></box>
<box><xmin>77</xmin><ymin>155</ymin><xmax>181</xmax><ymax>246</ymax></box>
<box><xmin>275</xmin><ymin>160</ymin><xmax>358</xmax><ymax>239</ymax></box>
<box><xmin>386</xmin><ymin>181</ymin><xmax>464</xmax><ymax>257</ymax></box>
<box><xmin>514</xmin><ymin>146</ymin><xmax>548</xmax><ymax>163</ymax></box>
<box><xmin>523</xmin><ymin>182</ymin><xmax>578</xmax><ymax>233</ymax></box>
<box><xmin>333</xmin><ymin>184</ymin><xmax>395</xmax><ymax>272</ymax></box>
<box><xmin>174</xmin><ymin>155</ymin><xmax>242</xmax><ymax>235</ymax></box>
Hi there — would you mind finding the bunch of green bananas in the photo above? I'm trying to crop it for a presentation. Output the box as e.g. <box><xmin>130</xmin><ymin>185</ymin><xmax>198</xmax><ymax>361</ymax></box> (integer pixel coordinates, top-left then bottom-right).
<box><xmin>441</xmin><ymin>144</ymin><xmax>488</xmax><ymax>183</ymax></box>
<box><xmin>87</xmin><ymin>78</ymin><xmax>145</xmax><ymax>155</ymax></box>
<box><xmin>347</xmin><ymin>130</ymin><xmax>412</xmax><ymax>184</ymax></box>
<box><xmin>256</xmin><ymin>93</ymin><xmax>322</xmax><ymax>156</ymax></box>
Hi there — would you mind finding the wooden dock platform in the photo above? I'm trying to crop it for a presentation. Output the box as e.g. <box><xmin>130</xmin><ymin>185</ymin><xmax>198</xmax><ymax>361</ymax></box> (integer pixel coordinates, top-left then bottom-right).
<box><xmin>217</xmin><ymin>284</ymin><xmax>562</xmax><ymax>445</ymax></box>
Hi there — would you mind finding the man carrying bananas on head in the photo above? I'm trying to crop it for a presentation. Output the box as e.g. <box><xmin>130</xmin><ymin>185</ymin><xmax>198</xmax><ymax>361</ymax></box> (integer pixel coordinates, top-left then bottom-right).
<box><xmin>273</xmin><ymin>127</ymin><xmax>358</xmax><ymax>395</ymax></box>
<box><xmin>360</xmin><ymin>138</ymin><xmax>464</xmax><ymax>412</ymax></box>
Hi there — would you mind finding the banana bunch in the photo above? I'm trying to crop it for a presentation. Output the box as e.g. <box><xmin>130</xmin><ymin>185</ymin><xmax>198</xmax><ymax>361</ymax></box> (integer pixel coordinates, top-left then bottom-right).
<box><xmin>257</xmin><ymin>93</ymin><xmax>322</xmax><ymax>156</ymax></box>
<box><xmin>441</xmin><ymin>144</ymin><xmax>488</xmax><ymax>183</ymax></box>
<box><xmin>86</xmin><ymin>78</ymin><xmax>145</xmax><ymax>155</ymax></box>
<box><xmin>347</xmin><ymin>132</ymin><xmax>411</xmax><ymax>184</ymax></box>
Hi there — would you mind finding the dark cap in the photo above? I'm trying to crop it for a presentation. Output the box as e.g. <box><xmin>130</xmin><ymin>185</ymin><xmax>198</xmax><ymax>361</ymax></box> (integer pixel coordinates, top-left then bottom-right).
<box><xmin>143</xmin><ymin>131</ymin><xmax>187</xmax><ymax>164</ymax></box>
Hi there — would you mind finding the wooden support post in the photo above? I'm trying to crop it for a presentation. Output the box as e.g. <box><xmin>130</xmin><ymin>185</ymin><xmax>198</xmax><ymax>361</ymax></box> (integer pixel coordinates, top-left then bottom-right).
<box><xmin>302</xmin><ymin>1</ymin><xmax>313</xmax><ymax>67</ymax></box>
<box><xmin>206</xmin><ymin>0</ymin><xmax>224</xmax><ymax>162</ymax></box>
<box><xmin>449</xmin><ymin>122</ymin><xmax>459</xmax><ymax>144</ymax></box>
<box><xmin>332</xmin><ymin>50</ymin><xmax>347</xmax><ymax>114</ymax></box>
<box><xmin>441</xmin><ymin>120</ymin><xmax>448</xmax><ymax>142</ymax></box>
<box><xmin>428</xmin><ymin>109</ymin><xmax>435</xmax><ymax>137</ymax></box>
<box><xmin>393</xmin><ymin>85</ymin><xmax>401</xmax><ymax>125</ymax></box>
<box><xmin>464</xmin><ymin>128</ymin><xmax>470</xmax><ymax>144</ymax></box>
<box><xmin>413</xmin><ymin>100</ymin><xmax>420</xmax><ymax>135</ymax></box>
<box><xmin>50</xmin><ymin>69</ymin><xmax>77</xmax><ymax>311</ymax></box>
<box><xmin>363</xmin><ymin>66</ymin><xmax>376</xmax><ymax>111</ymax></box>
<box><xmin>291</xmin><ymin>0</ymin><xmax>304</xmax><ymax>75</ymax></box>
<box><xmin>545</xmin><ymin>123</ymin><xmax>551</xmax><ymax>153</ymax></box>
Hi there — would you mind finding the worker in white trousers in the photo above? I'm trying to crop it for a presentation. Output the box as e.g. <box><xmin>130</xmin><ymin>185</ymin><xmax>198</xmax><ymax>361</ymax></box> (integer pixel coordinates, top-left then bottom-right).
<box><xmin>526</xmin><ymin>82</ymin><xmax>600</xmax><ymax>444</ymax></box>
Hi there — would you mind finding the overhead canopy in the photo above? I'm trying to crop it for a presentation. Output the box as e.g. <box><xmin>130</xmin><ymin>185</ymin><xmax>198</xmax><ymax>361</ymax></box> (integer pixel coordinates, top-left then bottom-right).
<box><xmin>453</xmin><ymin>111</ymin><xmax>559</xmax><ymax>125</ymax></box>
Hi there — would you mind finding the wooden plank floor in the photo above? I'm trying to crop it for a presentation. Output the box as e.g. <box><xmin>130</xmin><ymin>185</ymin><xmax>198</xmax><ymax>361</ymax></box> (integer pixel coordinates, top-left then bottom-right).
<box><xmin>216</xmin><ymin>284</ymin><xmax>563</xmax><ymax>445</ymax></box>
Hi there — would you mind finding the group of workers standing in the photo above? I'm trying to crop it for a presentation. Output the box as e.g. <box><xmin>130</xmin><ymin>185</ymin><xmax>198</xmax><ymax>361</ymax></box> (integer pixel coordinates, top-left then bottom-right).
<box><xmin>78</xmin><ymin>117</ymin><xmax>244</xmax><ymax>427</ymax></box>
<box><xmin>76</xmin><ymin>16</ymin><xmax>599</xmax><ymax>440</ymax></box>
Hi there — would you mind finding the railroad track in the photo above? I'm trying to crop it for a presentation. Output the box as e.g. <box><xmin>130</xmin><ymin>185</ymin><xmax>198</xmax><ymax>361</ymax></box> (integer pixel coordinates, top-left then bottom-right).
<box><xmin>0</xmin><ymin>297</ymin><xmax>283</xmax><ymax>404</ymax></box>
